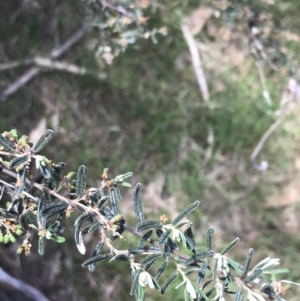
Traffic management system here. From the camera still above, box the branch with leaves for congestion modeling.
[0,129,298,301]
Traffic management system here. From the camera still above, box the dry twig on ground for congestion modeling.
[1,27,87,101]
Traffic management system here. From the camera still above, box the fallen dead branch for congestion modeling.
[250,78,300,170]
[181,23,210,102]
[1,26,87,101]
[0,57,106,79]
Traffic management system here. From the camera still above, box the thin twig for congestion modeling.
[250,104,292,171]
[1,67,40,101]
[0,180,39,202]
[250,79,300,170]
[1,26,87,101]
[256,60,272,106]
[181,23,209,102]
[0,57,106,80]
[34,57,106,79]
[50,27,87,60]
[0,59,34,71]
[98,0,132,18]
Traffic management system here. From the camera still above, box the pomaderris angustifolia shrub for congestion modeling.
[0,129,299,301]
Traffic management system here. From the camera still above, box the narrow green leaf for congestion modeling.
[116,172,133,182]
[47,220,61,232]
[154,262,168,280]
[204,286,216,299]
[262,268,289,275]
[166,237,178,252]
[88,221,102,233]
[158,229,171,245]
[151,277,160,291]
[161,273,178,295]
[137,285,145,301]
[6,198,20,214]
[156,229,163,237]
[128,246,148,255]
[41,201,68,215]
[8,155,28,169]
[193,284,208,300]
[51,235,65,243]
[184,226,197,252]
[0,134,16,152]
[18,213,30,231]
[245,268,262,284]
[234,286,242,301]
[89,241,104,271]
[39,164,51,180]
[174,221,190,229]
[198,259,208,286]
[75,225,90,255]
[141,253,162,271]
[243,248,254,277]
[130,269,142,296]
[133,183,144,225]
[138,230,153,246]
[37,194,47,230]
[206,228,214,251]
[113,185,122,202]
[220,237,240,255]
[41,202,68,221]
[74,212,92,227]
[184,250,214,266]
[76,165,87,198]
[109,254,129,263]
[93,241,104,255]
[137,220,162,232]
[25,210,38,228]
[90,195,99,207]
[109,187,119,215]
[38,236,45,255]
[172,201,200,226]
[184,288,189,301]
[82,253,112,267]
[101,204,114,220]
[74,214,91,254]
[164,244,171,261]
[184,268,201,276]
[227,257,243,276]
[33,129,54,153]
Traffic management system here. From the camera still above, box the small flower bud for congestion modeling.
[4,235,10,244]
[65,207,73,219]
[16,246,23,254]
[9,235,16,243]
[16,229,23,236]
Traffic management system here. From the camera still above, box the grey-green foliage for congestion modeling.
[0,128,297,301]
[0,133,16,152]
[76,165,88,198]
[33,129,54,153]
[83,0,166,64]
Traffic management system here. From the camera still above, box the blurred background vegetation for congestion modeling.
[1,0,300,300]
